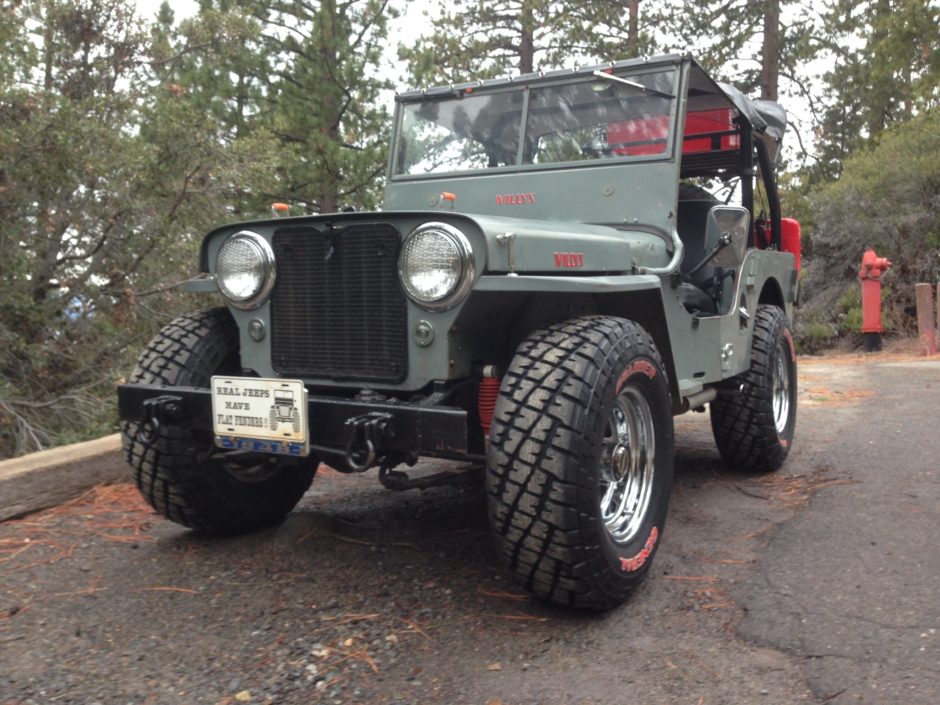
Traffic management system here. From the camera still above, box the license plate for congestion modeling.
[211,376,309,457]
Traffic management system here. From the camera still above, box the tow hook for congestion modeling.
[137,394,184,444]
[343,412,394,472]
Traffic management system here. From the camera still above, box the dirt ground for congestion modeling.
[2,351,938,705]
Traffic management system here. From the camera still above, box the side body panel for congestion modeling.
[662,249,796,396]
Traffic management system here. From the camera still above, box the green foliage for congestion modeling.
[0,0,279,458]
[810,0,940,181]
[156,1,271,145]
[0,0,399,458]
[658,0,819,100]
[166,0,395,213]
[836,288,863,336]
[835,285,895,336]
[797,319,836,354]
[800,110,940,341]
[811,110,940,272]
[400,1,658,86]
[262,0,396,212]
[0,0,148,455]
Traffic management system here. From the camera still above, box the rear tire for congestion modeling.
[710,305,797,472]
[121,308,316,534]
[486,316,674,610]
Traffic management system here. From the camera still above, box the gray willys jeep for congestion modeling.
[118,54,799,609]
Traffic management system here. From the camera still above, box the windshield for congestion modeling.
[393,67,677,177]
[395,91,524,175]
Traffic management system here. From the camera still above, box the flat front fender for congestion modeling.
[467,275,681,412]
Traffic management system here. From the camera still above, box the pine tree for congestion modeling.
[812,0,939,180]
[170,0,396,213]
[148,0,271,143]
[262,0,396,213]
[0,0,276,456]
[400,0,658,87]
[659,0,818,100]
[0,0,156,454]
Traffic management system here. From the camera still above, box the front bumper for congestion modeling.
[117,383,472,460]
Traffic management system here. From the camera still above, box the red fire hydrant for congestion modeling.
[858,248,892,352]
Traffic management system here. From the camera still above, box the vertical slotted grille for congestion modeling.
[270,223,407,383]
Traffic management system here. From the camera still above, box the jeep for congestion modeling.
[118,54,799,609]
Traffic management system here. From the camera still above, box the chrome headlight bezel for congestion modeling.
[398,222,475,311]
[214,230,276,310]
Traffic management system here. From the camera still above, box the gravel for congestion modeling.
[0,421,822,704]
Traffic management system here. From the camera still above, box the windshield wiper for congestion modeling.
[591,70,674,99]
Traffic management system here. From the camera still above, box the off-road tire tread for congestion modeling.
[710,305,794,472]
[121,308,314,534]
[487,315,670,610]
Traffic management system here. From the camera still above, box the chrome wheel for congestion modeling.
[599,386,656,545]
[710,306,795,473]
[772,340,791,434]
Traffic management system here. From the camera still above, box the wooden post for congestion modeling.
[916,283,937,355]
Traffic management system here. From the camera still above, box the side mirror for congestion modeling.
[706,205,749,268]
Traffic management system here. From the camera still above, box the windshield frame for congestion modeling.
[388,60,682,182]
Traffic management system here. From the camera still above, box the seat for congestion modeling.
[676,198,717,287]
[675,186,720,314]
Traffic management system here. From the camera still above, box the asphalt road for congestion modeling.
[1,354,938,705]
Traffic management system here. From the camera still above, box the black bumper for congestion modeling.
[117,383,471,458]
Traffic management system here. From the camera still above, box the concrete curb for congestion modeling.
[0,434,127,521]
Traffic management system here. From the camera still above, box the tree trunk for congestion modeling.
[760,0,780,101]
[235,71,246,140]
[627,0,640,58]
[867,0,892,136]
[34,2,58,306]
[316,0,340,214]
[519,0,535,74]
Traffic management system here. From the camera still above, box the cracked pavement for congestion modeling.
[1,354,938,704]
[736,357,940,704]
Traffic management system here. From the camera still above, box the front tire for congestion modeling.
[486,316,674,610]
[710,305,797,472]
[121,308,316,534]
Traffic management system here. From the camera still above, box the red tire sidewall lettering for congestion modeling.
[599,353,673,581]
[619,526,659,573]
[615,358,658,395]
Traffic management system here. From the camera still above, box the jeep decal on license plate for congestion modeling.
[211,376,309,457]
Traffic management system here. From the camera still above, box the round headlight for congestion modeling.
[215,231,275,309]
[399,223,474,310]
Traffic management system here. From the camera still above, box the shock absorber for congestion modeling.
[477,365,501,443]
